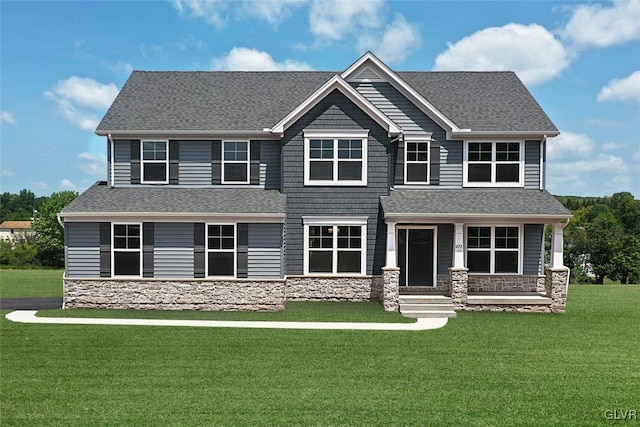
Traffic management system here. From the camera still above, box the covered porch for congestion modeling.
[379,189,572,314]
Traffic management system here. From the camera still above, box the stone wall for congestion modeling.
[382,267,399,312]
[468,275,545,293]
[461,304,551,313]
[285,276,379,301]
[64,278,286,311]
[545,267,570,313]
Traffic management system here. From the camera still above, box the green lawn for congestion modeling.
[0,269,63,298]
[1,271,639,426]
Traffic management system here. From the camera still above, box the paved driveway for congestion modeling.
[0,298,62,310]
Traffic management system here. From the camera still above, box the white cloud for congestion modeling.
[597,71,640,103]
[60,179,77,191]
[547,132,595,160]
[173,0,230,28]
[357,14,421,64]
[242,0,307,26]
[602,142,629,151]
[434,23,570,86]
[112,61,133,76]
[33,182,49,191]
[560,0,640,48]
[2,170,15,177]
[45,77,119,131]
[1,111,16,125]
[78,152,107,177]
[211,47,312,71]
[309,0,383,41]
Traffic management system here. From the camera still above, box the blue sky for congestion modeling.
[1,0,639,197]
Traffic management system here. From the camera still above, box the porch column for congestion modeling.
[453,222,465,268]
[385,221,397,268]
[551,222,564,268]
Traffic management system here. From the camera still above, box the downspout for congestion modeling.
[389,134,402,190]
[108,133,115,188]
[540,135,546,191]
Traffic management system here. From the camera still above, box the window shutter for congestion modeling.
[99,222,111,277]
[130,140,140,184]
[169,141,179,185]
[430,141,440,185]
[194,223,205,278]
[237,223,248,278]
[143,222,154,278]
[250,141,260,185]
[394,140,404,185]
[211,141,221,185]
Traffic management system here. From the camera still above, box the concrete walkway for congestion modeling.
[5,310,448,331]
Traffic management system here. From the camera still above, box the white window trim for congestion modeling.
[141,140,169,184]
[303,130,368,186]
[111,222,142,278]
[303,216,367,276]
[465,225,523,275]
[205,223,237,278]
[463,141,524,187]
[404,138,430,185]
[221,141,250,185]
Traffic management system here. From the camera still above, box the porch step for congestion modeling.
[398,295,457,318]
[466,292,552,305]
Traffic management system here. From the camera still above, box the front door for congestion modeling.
[398,228,436,287]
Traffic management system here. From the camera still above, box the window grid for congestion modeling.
[306,224,365,275]
[141,140,168,183]
[305,136,367,185]
[112,223,141,277]
[466,141,522,186]
[466,226,520,274]
[405,141,430,184]
[222,141,249,184]
[206,224,236,277]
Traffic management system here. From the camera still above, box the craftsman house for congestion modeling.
[60,52,571,316]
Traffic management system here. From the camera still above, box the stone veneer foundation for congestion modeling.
[285,276,382,301]
[468,275,546,293]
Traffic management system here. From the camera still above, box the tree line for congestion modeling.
[1,189,638,283]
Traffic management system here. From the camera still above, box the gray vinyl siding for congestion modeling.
[113,140,131,187]
[282,89,390,275]
[65,222,100,278]
[153,223,194,278]
[248,223,283,278]
[260,141,281,190]
[437,224,454,274]
[440,141,463,187]
[179,141,212,186]
[523,224,544,275]
[524,140,541,189]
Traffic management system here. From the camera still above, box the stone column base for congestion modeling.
[382,267,400,312]
[449,267,469,309]
[545,267,570,313]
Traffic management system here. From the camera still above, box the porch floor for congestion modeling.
[466,292,552,305]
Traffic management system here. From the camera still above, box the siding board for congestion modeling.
[248,223,283,278]
[154,223,195,278]
[523,224,544,275]
[66,222,100,278]
[525,140,541,189]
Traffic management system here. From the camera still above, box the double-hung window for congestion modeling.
[405,140,430,184]
[142,140,168,183]
[222,141,249,184]
[304,131,368,185]
[465,141,523,186]
[207,224,235,277]
[304,217,367,275]
[112,223,141,276]
[466,226,520,274]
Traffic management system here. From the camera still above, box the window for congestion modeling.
[405,141,430,184]
[113,224,141,276]
[207,224,235,277]
[142,140,168,183]
[222,141,249,183]
[304,217,367,275]
[465,141,523,186]
[466,226,520,274]
[304,131,368,185]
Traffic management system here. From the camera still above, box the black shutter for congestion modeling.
[143,222,154,278]
[130,140,141,184]
[194,223,205,278]
[99,222,111,277]
[169,141,179,185]
[394,140,404,185]
[250,141,260,185]
[237,223,248,278]
[430,140,440,185]
[211,141,221,185]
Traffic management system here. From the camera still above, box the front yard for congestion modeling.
[1,270,638,425]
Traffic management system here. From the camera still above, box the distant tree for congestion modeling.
[0,189,40,221]
[32,191,78,267]
[581,204,626,284]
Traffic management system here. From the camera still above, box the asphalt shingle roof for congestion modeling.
[97,70,557,133]
[380,189,571,217]
[61,182,286,215]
